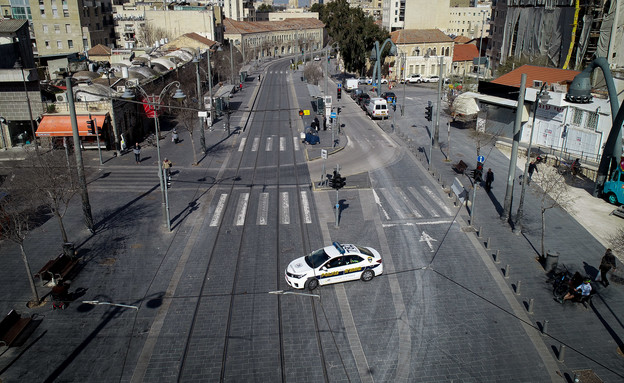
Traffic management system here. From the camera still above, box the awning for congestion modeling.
[36,114,107,137]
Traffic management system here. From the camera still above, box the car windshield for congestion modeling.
[305,249,330,268]
[356,246,374,257]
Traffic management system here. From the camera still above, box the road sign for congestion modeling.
[198,111,208,118]
[321,149,327,159]
[337,83,341,88]
[330,112,336,119]
[477,155,485,163]
[304,110,310,116]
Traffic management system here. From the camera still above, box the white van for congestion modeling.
[345,78,359,92]
[366,97,388,119]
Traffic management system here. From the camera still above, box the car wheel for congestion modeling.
[306,278,319,291]
[361,269,374,282]
[607,192,618,205]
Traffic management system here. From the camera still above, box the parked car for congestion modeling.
[366,97,389,119]
[380,78,389,84]
[345,78,359,92]
[313,56,321,61]
[351,88,363,100]
[380,91,396,104]
[358,77,371,85]
[406,74,423,84]
[427,75,440,83]
[357,93,371,109]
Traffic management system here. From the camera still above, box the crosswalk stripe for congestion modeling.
[257,192,269,225]
[379,188,407,219]
[238,137,246,152]
[408,187,440,217]
[300,191,312,224]
[235,193,249,226]
[251,137,259,152]
[266,136,273,151]
[293,137,300,151]
[210,194,228,227]
[280,192,290,225]
[422,186,453,215]
[395,187,423,218]
[280,137,286,151]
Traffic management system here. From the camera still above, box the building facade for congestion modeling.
[401,0,450,31]
[390,29,454,81]
[448,5,490,38]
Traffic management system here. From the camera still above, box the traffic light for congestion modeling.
[474,161,483,181]
[337,87,341,100]
[87,119,95,134]
[330,171,346,190]
[299,109,304,117]
[336,175,346,189]
[425,101,433,122]
[337,107,342,115]
[327,173,334,188]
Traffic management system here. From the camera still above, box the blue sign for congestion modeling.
[477,155,485,163]
[330,112,337,118]
[337,83,341,88]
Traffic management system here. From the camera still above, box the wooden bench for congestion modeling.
[453,160,468,174]
[34,253,79,286]
[0,310,32,347]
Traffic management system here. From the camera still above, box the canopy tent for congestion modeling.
[36,114,107,136]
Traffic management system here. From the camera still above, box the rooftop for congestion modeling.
[223,18,325,35]
[453,44,479,62]
[391,29,454,44]
[491,64,580,88]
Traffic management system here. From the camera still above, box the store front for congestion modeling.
[35,114,112,150]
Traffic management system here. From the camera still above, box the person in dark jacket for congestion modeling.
[596,248,617,286]
[527,160,538,184]
[485,168,494,192]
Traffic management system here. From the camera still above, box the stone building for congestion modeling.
[390,29,454,81]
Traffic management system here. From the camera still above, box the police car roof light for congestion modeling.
[332,241,346,254]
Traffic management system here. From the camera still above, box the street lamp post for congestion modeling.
[122,82,186,231]
[207,46,214,130]
[371,38,398,98]
[229,39,235,85]
[103,68,121,157]
[477,10,487,82]
[15,60,38,148]
[194,56,206,153]
[515,83,549,232]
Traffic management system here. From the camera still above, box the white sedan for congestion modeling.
[285,242,383,290]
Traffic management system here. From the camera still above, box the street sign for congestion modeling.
[330,112,336,119]
[477,155,485,163]
[304,110,310,116]
[337,83,341,88]
[198,111,208,118]
[321,149,327,159]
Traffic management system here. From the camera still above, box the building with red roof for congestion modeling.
[452,44,479,76]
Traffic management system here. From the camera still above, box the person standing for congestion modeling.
[527,160,538,184]
[485,168,494,192]
[162,158,172,182]
[596,248,617,286]
[172,129,179,144]
[133,143,141,164]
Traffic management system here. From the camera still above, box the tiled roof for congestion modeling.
[223,18,324,34]
[391,29,454,44]
[453,35,472,44]
[182,32,218,48]
[0,18,28,33]
[453,44,478,62]
[491,65,580,88]
[88,44,112,56]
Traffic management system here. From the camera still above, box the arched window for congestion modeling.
[445,47,450,56]
[427,48,432,56]
[414,48,420,56]
[433,48,437,56]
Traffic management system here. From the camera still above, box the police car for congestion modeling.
[285,242,383,290]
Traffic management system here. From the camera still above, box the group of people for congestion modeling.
[558,248,618,304]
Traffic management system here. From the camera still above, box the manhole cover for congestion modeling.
[572,369,603,383]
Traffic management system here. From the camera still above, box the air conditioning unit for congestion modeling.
[116,85,126,93]
[55,93,67,102]
[126,79,138,87]
[533,80,544,88]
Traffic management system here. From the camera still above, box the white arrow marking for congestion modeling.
[419,231,437,252]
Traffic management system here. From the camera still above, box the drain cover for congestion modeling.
[572,369,603,383]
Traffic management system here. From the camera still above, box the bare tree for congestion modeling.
[172,65,200,165]
[0,183,41,305]
[608,228,624,255]
[529,165,574,258]
[136,23,170,48]
[18,150,78,243]
[304,63,324,85]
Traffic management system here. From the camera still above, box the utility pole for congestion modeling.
[195,55,206,153]
[67,78,94,233]
[502,74,527,222]
[433,55,443,148]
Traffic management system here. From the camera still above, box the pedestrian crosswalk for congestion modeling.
[238,136,300,152]
[205,186,453,228]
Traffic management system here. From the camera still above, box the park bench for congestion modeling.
[453,160,468,174]
[34,253,79,286]
[0,309,33,347]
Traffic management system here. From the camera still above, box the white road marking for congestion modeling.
[422,186,453,215]
[280,192,290,224]
[419,231,437,252]
[408,186,440,217]
[293,137,300,151]
[279,136,286,151]
[235,193,249,226]
[372,189,391,220]
[266,136,273,151]
[237,137,246,152]
[300,191,312,223]
[251,137,259,152]
[379,188,407,219]
[395,187,423,218]
[209,194,228,227]
[382,220,453,227]
[257,192,269,225]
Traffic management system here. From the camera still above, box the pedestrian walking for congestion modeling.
[485,168,494,192]
[527,160,538,184]
[162,158,172,182]
[239,83,243,91]
[596,248,617,286]
[172,129,179,144]
[313,116,320,131]
[133,143,141,164]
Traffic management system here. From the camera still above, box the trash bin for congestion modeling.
[62,242,75,257]
[545,250,559,272]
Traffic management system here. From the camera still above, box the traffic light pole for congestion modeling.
[335,189,340,228]
[92,116,103,165]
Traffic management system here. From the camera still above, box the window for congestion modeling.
[52,8,58,17]
[63,10,69,17]
[43,24,48,33]
[586,111,599,130]
[65,24,71,33]
[57,40,62,49]
[572,108,584,126]
[45,40,50,48]
[40,9,45,15]
[54,24,60,33]
[68,40,73,48]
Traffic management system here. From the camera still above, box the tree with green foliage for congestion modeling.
[257,4,274,12]
[312,0,389,75]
